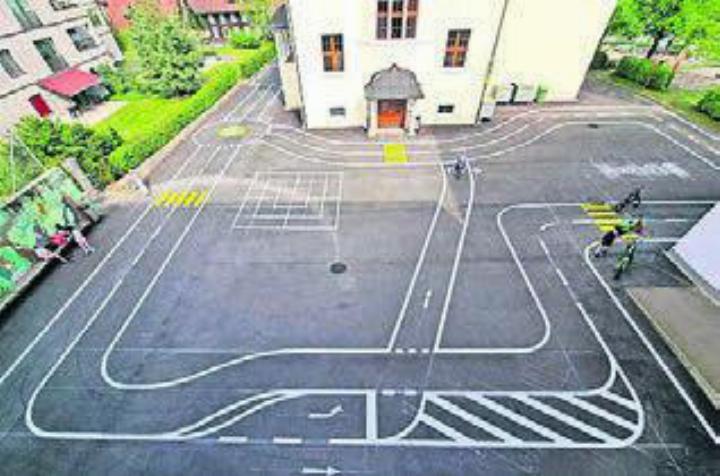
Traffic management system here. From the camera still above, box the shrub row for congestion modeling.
[615,56,675,91]
[229,30,262,49]
[698,88,720,121]
[106,43,276,176]
[6,118,123,191]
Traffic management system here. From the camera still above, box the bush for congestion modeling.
[646,62,675,91]
[698,88,720,121]
[229,30,262,49]
[13,118,122,187]
[96,63,137,96]
[590,50,609,70]
[107,43,276,174]
[615,56,675,90]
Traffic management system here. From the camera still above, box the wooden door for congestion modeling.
[378,100,406,129]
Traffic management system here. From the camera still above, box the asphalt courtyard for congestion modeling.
[1,66,719,475]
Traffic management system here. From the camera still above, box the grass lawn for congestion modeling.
[94,97,189,143]
[95,45,258,142]
[591,71,720,134]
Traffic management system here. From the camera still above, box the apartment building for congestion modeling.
[272,0,616,136]
[0,0,122,133]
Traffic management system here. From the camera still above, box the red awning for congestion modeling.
[38,68,100,98]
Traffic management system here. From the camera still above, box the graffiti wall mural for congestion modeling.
[0,168,94,299]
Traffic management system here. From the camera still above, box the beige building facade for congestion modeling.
[0,0,121,133]
[272,0,616,136]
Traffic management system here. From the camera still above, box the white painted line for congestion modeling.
[218,436,249,444]
[513,395,621,444]
[466,394,572,444]
[419,414,473,443]
[433,167,477,351]
[601,391,641,412]
[308,404,343,420]
[273,437,302,445]
[366,392,377,441]
[388,163,447,350]
[428,396,522,443]
[558,395,637,432]
[0,144,206,389]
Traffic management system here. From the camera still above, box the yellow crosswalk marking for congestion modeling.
[184,191,199,207]
[153,189,209,209]
[174,191,189,207]
[154,190,172,207]
[593,218,622,226]
[384,144,408,163]
[194,190,209,207]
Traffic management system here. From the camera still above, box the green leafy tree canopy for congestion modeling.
[128,0,203,98]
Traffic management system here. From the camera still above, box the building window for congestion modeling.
[329,107,346,117]
[321,34,343,72]
[67,25,98,51]
[376,0,418,40]
[444,29,471,68]
[5,0,42,29]
[0,49,24,78]
[33,38,69,73]
[438,104,455,114]
[29,94,52,118]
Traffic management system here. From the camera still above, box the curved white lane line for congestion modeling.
[432,168,477,351]
[388,163,448,350]
[257,119,720,173]
[268,105,662,148]
[584,235,720,445]
[0,142,201,389]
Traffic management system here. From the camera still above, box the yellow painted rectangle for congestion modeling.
[383,144,408,164]
[593,218,622,226]
[581,203,613,212]
[597,225,616,232]
[587,212,617,219]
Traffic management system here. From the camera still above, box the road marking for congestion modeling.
[513,395,621,444]
[273,437,302,445]
[422,289,433,309]
[308,404,343,420]
[419,413,473,443]
[301,466,341,476]
[366,392,377,440]
[429,396,522,443]
[218,436,248,444]
[466,394,572,444]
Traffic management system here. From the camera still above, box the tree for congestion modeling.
[128,0,202,98]
[244,0,272,37]
[672,0,720,63]
[608,0,720,60]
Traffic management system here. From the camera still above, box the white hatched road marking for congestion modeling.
[512,395,621,444]
[465,394,572,444]
[428,396,523,443]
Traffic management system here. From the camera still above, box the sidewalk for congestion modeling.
[628,286,720,409]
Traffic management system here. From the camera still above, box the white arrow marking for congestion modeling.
[301,466,340,476]
[308,404,343,420]
[422,289,433,309]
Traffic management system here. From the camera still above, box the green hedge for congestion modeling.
[106,43,276,176]
[615,56,675,91]
[698,88,720,121]
[229,30,262,49]
[2,118,123,193]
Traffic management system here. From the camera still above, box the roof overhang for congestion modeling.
[364,63,424,101]
[38,68,101,98]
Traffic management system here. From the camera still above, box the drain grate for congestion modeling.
[588,123,600,129]
[330,262,347,274]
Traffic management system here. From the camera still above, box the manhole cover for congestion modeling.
[330,262,347,274]
[588,123,600,129]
